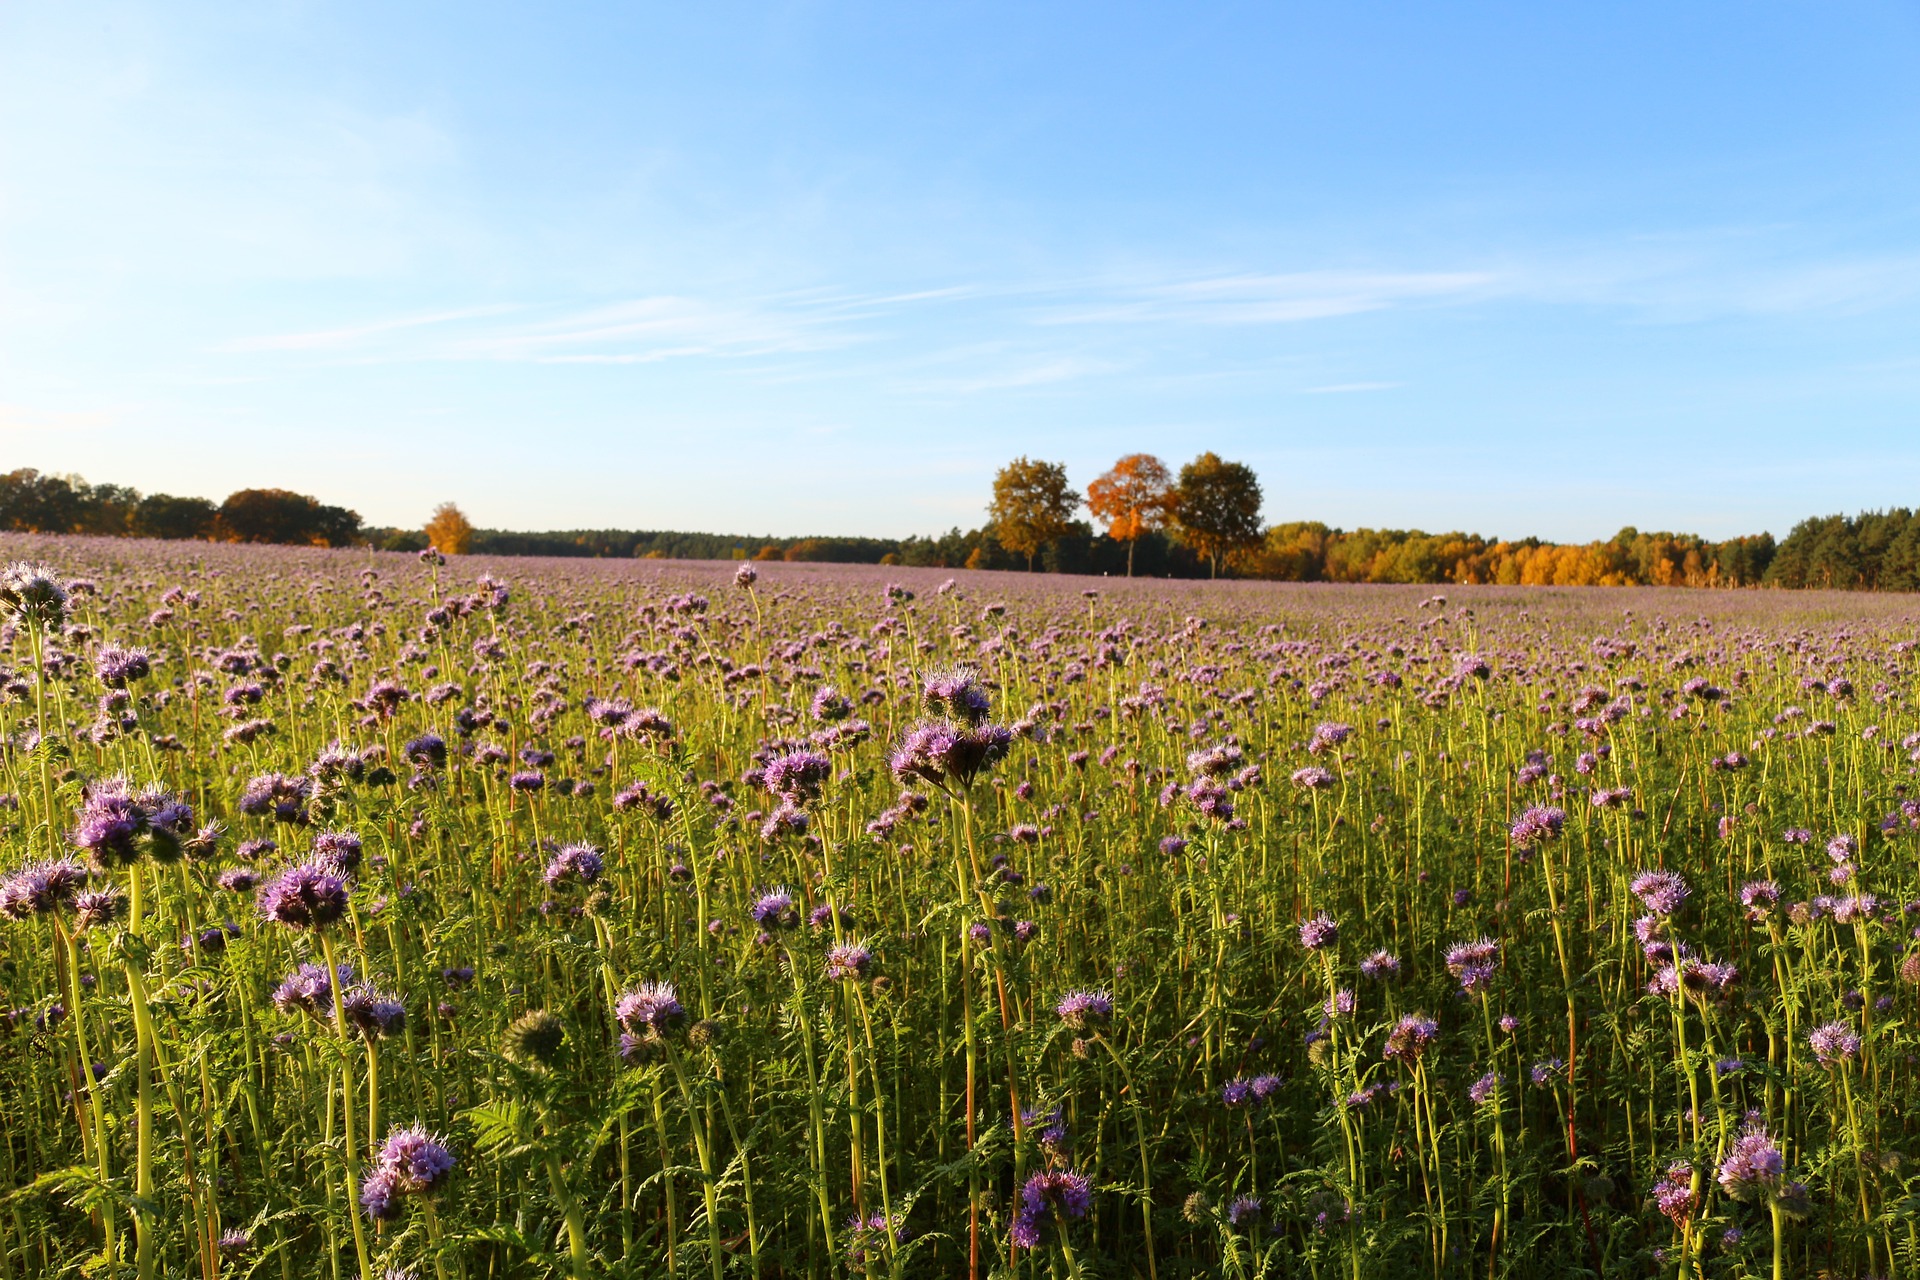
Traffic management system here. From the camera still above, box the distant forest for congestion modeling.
[2,465,1916,589]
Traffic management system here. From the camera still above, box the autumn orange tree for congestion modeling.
[1086,453,1175,577]
[988,457,1078,571]
[424,502,475,555]
[1173,452,1264,577]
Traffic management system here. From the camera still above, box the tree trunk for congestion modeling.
[1126,538,1136,578]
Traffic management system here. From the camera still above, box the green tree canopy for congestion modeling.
[988,457,1079,571]
[1172,452,1264,577]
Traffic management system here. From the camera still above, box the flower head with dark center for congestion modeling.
[257,863,350,930]
[376,1124,457,1194]
[1054,990,1112,1031]
[922,670,991,726]
[615,982,686,1038]
[1808,1021,1861,1067]
[1010,1170,1093,1248]
[1717,1124,1784,1200]
[1384,1014,1438,1061]
[543,844,604,889]
[1298,914,1339,951]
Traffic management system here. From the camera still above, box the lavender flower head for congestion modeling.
[311,830,363,876]
[1010,1169,1093,1248]
[257,863,350,930]
[1384,1013,1439,1061]
[825,942,873,982]
[94,646,151,688]
[615,982,686,1038]
[1468,1071,1501,1106]
[543,843,605,889]
[273,962,347,1016]
[1716,1124,1785,1200]
[0,859,88,919]
[1509,805,1566,848]
[761,750,833,805]
[1741,880,1781,921]
[359,1166,404,1222]
[922,669,991,726]
[1808,1020,1861,1067]
[0,562,68,627]
[749,888,799,929]
[1654,1162,1698,1225]
[1054,989,1113,1031]
[1630,870,1690,917]
[376,1123,457,1194]
[1360,950,1401,980]
[1298,913,1339,951]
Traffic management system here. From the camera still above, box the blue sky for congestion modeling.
[3,2,1918,540]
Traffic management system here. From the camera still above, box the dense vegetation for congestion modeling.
[4,536,1920,1280]
[7,465,1918,590]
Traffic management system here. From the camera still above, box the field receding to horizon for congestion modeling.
[2,532,1920,1280]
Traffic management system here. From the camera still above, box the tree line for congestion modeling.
[4,462,1916,590]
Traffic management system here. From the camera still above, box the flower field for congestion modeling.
[4,536,1920,1280]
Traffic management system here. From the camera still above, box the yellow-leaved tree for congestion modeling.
[424,502,475,556]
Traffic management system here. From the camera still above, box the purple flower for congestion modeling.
[1010,1170,1092,1248]
[1384,1013,1438,1061]
[922,670,991,726]
[1290,766,1337,790]
[376,1124,457,1193]
[761,750,833,804]
[1298,914,1339,951]
[1360,950,1401,980]
[257,863,350,930]
[0,859,88,919]
[1716,1125,1784,1200]
[1443,937,1499,993]
[1509,806,1566,848]
[749,889,798,928]
[1808,1020,1861,1067]
[1653,1162,1697,1225]
[1187,743,1245,777]
[1630,870,1690,917]
[825,942,873,981]
[71,887,125,932]
[94,646,151,687]
[1740,881,1780,920]
[311,830,363,876]
[237,773,312,824]
[1468,1071,1500,1105]
[543,843,604,889]
[1054,990,1113,1031]
[272,962,346,1016]
[615,982,685,1038]
[359,1166,403,1221]
[1530,1058,1564,1085]
[1226,1194,1263,1228]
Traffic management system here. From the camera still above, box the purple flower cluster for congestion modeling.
[1009,1169,1092,1248]
[257,863,351,930]
[361,1123,456,1220]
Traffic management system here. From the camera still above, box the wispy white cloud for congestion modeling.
[1033,270,1497,326]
